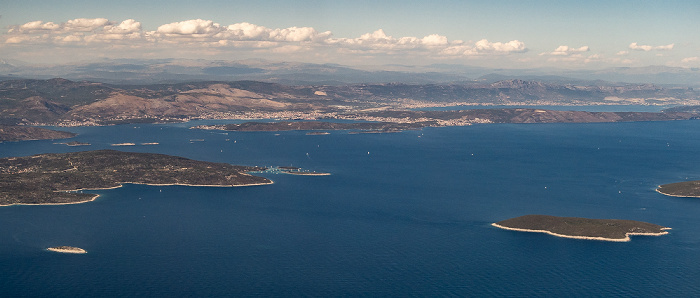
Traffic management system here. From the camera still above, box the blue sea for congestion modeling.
[2,114,700,296]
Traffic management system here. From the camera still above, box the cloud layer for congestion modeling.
[3,18,527,58]
[537,45,599,64]
[546,45,589,56]
[628,42,674,51]
[4,18,687,69]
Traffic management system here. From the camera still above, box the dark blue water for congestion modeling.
[2,120,700,296]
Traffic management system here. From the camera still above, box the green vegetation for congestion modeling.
[0,150,270,206]
[494,215,669,241]
[657,181,700,197]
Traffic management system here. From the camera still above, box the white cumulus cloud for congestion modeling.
[354,29,393,44]
[629,42,674,51]
[8,18,114,36]
[64,18,111,32]
[474,39,526,53]
[440,39,526,56]
[55,34,84,43]
[17,21,60,32]
[544,45,589,56]
[269,27,329,42]
[654,43,674,51]
[2,18,529,62]
[104,19,142,34]
[4,35,33,44]
[157,19,224,35]
[224,22,270,40]
[421,34,449,46]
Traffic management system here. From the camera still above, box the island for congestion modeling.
[47,246,87,254]
[62,141,91,146]
[0,150,272,206]
[492,215,670,242]
[656,181,700,197]
[0,125,76,142]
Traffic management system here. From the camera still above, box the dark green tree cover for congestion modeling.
[0,150,270,206]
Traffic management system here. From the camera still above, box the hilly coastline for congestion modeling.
[1,78,699,126]
[0,150,270,206]
[657,181,700,198]
[0,125,75,142]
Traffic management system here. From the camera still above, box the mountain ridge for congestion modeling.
[1,78,699,125]
[2,58,699,86]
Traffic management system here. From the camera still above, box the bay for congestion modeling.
[1,119,700,296]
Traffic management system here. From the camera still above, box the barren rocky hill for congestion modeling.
[1,78,699,125]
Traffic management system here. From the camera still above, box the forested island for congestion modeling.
[493,215,670,242]
[656,181,700,197]
[0,150,271,206]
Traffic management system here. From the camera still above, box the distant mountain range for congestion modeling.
[1,58,699,87]
[1,78,698,125]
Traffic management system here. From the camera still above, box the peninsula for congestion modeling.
[0,125,75,142]
[192,109,700,133]
[0,150,271,206]
[285,171,331,176]
[493,215,670,242]
[47,246,87,254]
[656,181,700,197]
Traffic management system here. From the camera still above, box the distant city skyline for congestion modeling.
[1,0,698,69]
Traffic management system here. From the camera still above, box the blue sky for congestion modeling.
[1,0,698,69]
